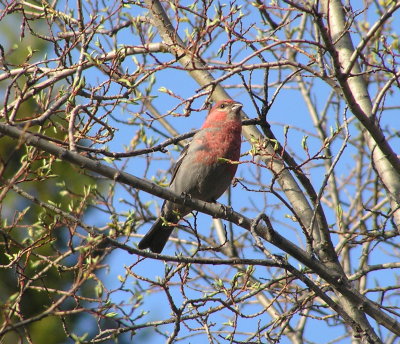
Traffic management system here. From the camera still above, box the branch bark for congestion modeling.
[143,0,342,272]
[318,0,400,229]
[0,121,399,337]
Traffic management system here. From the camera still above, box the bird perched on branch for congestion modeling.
[139,99,243,253]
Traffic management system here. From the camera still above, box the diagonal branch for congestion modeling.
[143,0,343,275]
[0,121,399,336]
[317,0,400,230]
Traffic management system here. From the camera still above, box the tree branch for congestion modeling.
[0,121,398,336]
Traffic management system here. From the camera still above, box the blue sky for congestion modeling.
[74,2,400,343]
[1,0,399,342]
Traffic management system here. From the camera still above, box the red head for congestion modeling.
[202,99,243,128]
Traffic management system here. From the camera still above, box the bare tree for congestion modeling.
[0,0,399,343]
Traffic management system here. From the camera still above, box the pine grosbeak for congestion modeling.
[139,99,243,253]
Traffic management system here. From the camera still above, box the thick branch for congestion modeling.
[0,122,399,336]
[318,0,400,229]
[144,0,342,275]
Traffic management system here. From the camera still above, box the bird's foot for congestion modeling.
[180,192,192,206]
[219,204,233,217]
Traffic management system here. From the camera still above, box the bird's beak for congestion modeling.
[231,102,243,112]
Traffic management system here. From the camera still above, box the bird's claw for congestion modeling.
[180,192,192,205]
[219,204,233,216]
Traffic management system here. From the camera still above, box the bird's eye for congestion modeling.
[220,104,225,109]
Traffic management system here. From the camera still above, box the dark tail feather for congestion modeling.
[138,218,174,253]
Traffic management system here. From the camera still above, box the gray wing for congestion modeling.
[169,143,189,186]
[169,135,208,186]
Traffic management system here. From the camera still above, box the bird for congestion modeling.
[138,99,243,253]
